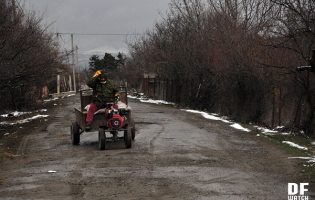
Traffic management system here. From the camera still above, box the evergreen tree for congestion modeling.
[103,53,117,71]
[116,52,125,68]
[88,52,124,72]
[89,55,104,72]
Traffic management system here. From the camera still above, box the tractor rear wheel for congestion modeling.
[71,122,80,145]
[130,118,136,140]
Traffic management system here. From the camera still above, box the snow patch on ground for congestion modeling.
[185,110,231,123]
[1,111,32,118]
[44,98,59,102]
[1,108,49,127]
[255,126,277,134]
[1,109,47,118]
[128,94,175,106]
[288,156,315,166]
[0,115,49,125]
[282,141,308,151]
[230,123,251,132]
[139,98,176,105]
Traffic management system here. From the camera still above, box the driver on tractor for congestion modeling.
[86,70,119,130]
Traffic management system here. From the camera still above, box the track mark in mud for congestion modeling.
[56,134,68,137]
[68,170,85,198]
[16,135,30,156]
[133,111,165,113]
[149,124,165,151]
[136,122,157,125]
[148,124,165,173]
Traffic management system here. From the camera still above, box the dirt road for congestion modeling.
[0,95,311,199]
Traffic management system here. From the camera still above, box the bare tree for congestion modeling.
[0,0,66,111]
[125,0,315,137]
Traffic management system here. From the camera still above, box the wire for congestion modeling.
[57,33,145,36]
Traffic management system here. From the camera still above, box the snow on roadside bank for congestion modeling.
[184,110,252,132]
[282,141,308,151]
[230,123,251,132]
[1,111,32,117]
[129,94,252,133]
[0,93,75,126]
[185,110,231,123]
[0,115,49,125]
[1,108,48,126]
[129,95,311,158]
[140,99,176,105]
[1,109,47,118]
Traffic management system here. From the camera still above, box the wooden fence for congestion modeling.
[140,78,181,103]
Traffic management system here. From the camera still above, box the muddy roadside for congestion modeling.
[0,94,314,199]
[0,98,67,159]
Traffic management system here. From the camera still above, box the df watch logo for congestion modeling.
[288,183,309,200]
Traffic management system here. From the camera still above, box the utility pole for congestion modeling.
[71,34,76,92]
[76,45,80,90]
[66,50,72,92]
[56,33,60,93]
[57,75,60,93]
[69,75,72,92]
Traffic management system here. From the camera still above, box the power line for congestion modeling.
[57,33,145,36]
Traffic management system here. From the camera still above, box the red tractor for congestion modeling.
[71,87,135,150]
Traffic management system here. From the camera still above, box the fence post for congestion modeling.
[279,84,282,126]
[166,79,169,102]
[154,77,156,99]
[171,79,174,102]
[164,78,166,101]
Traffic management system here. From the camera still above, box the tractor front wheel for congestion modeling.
[124,127,132,149]
[130,118,136,140]
[98,128,106,150]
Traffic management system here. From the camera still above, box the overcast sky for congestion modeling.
[22,0,171,66]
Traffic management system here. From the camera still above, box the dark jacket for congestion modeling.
[87,74,118,108]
